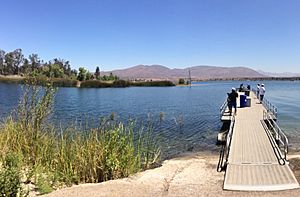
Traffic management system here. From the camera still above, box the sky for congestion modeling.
[1,0,300,73]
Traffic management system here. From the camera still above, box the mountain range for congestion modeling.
[102,65,266,80]
[257,70,300,78]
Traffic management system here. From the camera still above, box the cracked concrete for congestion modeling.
[43,152,300,197]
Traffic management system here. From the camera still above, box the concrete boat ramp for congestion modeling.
[218,90,299,191]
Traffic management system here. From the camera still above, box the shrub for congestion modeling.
[80,80,130,88]
[178,78,185,85]
[0,153,23,197]
[112,80,130,87]
[0,76,77,87]
[0,76,24,84]
[51,78,78,87]
[80,80,112,88]
[35,76,77,87]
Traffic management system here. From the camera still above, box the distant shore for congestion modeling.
[0,75,175,88]
[192,76,300,81]
[1,75,300,88]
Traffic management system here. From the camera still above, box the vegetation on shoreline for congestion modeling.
[0,48,118,84]
[80,80,175,88]
[80,79,130,88]
[131,81,175,87]
[0,78,161,195]
[0,76,78,87]
[0,48,175,88]
[0,75,175,88]
[193,77,300,81]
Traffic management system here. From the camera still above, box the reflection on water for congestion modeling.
[0,80,300,157]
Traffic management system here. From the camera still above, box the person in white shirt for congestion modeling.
[259,84,265,103]
[256,83,260,98]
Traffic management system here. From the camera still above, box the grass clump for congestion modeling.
[0,77,161,195]
[0,75,78,87]
[80,79,130,88]
[0,153,23,197]
[80,80,114,88]
[40,77,78,87]
[0,76,24,84]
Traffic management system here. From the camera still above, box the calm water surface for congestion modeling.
[0,81,300,157]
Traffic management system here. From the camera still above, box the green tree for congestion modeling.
[29,54,41,72]
[0,50,5,75]
[65,61,71,76]
[108,72,113,80]
[4,49,24,75]
[50,64,64,78]
[178,78,185,85]
[102,75,108,81]
[70,69,78,79]
[86,72,92,80]
[42,63,64,78]
[95,66,100,79]
[77,67,87,81]
[42,65,50,77]
[51,58,72,77]
[20,58,30,74]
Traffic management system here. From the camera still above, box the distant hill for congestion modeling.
[258,70,300,78]
[102,65,265,80]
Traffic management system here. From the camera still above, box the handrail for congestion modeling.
[263,110,289,162]
[251,88,278,118]
[217,115,235,172]
[220,100,228,117]
[225,115,235,162]
[263,98,278,119]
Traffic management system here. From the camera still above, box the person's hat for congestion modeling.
[261,84,265,86]
[232,87,236,91]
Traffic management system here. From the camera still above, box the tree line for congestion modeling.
[0,48,118,81]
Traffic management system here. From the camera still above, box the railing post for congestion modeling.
[275,126,280,145]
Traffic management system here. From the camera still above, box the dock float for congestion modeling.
[217,90,299,191]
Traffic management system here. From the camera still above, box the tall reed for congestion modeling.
[0,77,161,194]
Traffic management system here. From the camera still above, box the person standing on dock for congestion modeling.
[256,83,260,98]
[259,84,265,103]
[228,87,239,115]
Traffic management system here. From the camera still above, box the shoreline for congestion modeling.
[1,75,300,89]
[0,76,175,88]
[42,150,300,197]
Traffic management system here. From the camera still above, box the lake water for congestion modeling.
[1,81,300,157]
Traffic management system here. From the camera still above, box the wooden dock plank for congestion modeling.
[223,91,299,191]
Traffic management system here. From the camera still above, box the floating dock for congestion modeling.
[218,90,299,191]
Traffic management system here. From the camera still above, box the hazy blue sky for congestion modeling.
[1,0,300,72]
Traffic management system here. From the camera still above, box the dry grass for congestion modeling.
[0,77,161,195]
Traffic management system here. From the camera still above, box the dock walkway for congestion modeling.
[220,91,299,191]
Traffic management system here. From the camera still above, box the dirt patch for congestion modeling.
[290,157,300,183]
[42,152,300,197]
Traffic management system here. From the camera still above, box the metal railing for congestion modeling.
[220,100,228,118]
[251,88,278,119]
[217,115,235,172]
[263,99,278,119]
[263,110,288,164]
